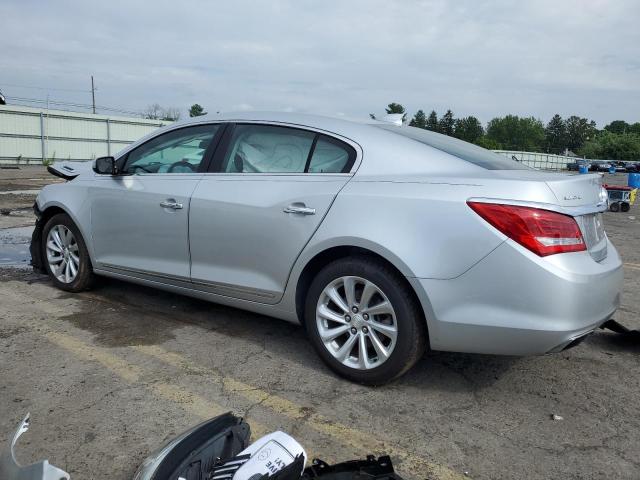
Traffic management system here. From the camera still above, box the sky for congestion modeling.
[1,0,639,126]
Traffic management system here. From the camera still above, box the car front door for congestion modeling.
[89,123,223,281]
[189,123,358,303]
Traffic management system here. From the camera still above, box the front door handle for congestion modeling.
[160,200,183,210]
[284,203,316,215]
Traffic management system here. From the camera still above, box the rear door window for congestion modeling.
[219,124,356,174]
[221,125,315,173]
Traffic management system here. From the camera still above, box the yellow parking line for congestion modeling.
[135,345,464,480]
[44,331,270,439]
[47,331,143,383]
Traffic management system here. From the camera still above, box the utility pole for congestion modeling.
[91,75,96,114]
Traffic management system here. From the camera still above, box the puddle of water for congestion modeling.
[0,225,34,267]
[0,244,31,267]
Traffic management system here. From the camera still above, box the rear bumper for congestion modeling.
[412,238,623,356]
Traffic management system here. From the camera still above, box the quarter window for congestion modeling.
[123,124,220,174]
[308,135,355,173]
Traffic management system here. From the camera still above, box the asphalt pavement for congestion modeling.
[0,166,638,480]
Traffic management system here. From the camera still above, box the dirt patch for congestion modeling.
[0,325,28,339]
[0,193,38,210]
[61,301,179,348]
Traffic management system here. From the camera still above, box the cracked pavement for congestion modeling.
[0,166,639,479]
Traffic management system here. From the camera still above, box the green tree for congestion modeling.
[604,120,630,135]
[425,110,439,132]
[579,131,640,161]
[565,116,597,152]
[544,114,567,154]
[454,116,484,143]
[409,109,427,129]
[486,115,545,151]
[189,103,207,117]
[629,123,640,135]
[385,103,407,123]
[438,110,455,136]
[475,136,501,150]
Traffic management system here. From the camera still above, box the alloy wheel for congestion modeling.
[316,276,398,370]
[46,225,80,284]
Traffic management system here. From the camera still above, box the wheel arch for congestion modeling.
[33,203,94,272]
[293,244,430,336]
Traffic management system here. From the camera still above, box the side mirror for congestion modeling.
[93,156,117,175]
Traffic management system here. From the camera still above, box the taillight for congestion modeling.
[467,202,586,256]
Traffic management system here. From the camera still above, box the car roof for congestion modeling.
[177,111,380,142]
[157,111,521,176]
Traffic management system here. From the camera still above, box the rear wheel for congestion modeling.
[42,213,95,292]
[610,202,620,212]
[305,256,427,385]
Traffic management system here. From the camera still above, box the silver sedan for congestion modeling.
[31,112,623,384]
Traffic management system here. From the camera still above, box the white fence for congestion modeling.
[492,150,576,171]
[0,105,171,165]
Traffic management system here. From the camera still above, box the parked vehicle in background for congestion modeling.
[589,160,612,172]
[626,162,639,173]
[31,112,623,384]
[566,159,591,171]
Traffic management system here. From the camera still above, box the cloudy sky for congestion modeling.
[1,0,639,126]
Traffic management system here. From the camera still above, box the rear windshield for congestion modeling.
[375,124,528,170]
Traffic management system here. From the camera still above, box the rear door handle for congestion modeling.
[283,203,316,215]
[160,200,183,210]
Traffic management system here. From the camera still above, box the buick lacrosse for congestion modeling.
[31,112,623,384]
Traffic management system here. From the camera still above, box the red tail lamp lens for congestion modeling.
[467,202,586,256]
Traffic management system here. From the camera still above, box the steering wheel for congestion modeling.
[167,160,196,173]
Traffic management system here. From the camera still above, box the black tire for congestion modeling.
[610,202,620,212]
[304,255,427,385]
[621,202,630,213]
[41,213,95,292]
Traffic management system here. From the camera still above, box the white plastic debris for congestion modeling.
[551,414,564,421]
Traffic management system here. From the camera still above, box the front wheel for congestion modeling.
[304,256,427,385]
[42,213,95,292]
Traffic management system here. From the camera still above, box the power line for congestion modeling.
[4,95,144,117]
[0,82,91,93]
[91,76,96,114]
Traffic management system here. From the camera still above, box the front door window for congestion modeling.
[122,124,220,174]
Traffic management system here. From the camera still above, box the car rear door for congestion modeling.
[89,123,223,281]
[189,123,358,303]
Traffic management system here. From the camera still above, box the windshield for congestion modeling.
[375,124,528,170]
